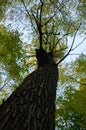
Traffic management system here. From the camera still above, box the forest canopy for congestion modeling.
[0,0,86,129]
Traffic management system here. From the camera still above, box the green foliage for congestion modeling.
[74,54,86,74]
[56,87,86,129]
[0,25,25,81]
[56,54,86,129]
[1,0,85,52]
[0,0,86,128]
[0,0,7,20]
[0,25,31,100]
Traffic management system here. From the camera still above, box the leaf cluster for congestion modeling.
[56,54,86,129]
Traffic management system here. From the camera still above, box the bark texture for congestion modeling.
[0,49,58,130]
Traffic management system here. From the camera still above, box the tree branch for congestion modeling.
[57,24,81,65]
[41,9,58,27]
[53,28,76,50]
[72,37,86,51]
[38,0,44,49]
[69,53,83,55]
[69,76,86,85]
[0,79,10,91]
[21,0,42,40]
[21,0,30,16]
[42,32,60,35]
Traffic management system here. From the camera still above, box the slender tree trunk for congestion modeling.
[0,49,58,130]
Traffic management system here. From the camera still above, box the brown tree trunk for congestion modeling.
[0,49,58,130]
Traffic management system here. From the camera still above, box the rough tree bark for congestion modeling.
[0,48,58,130]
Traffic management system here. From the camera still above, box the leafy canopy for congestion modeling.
[0,1,86,127]
[56,54,86,129]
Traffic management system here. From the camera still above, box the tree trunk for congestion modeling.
[0,49,58,130]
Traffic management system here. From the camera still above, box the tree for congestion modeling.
[0,25,29,102]
[0,0,86,129]
[0,48,58,130]
[56,54,86,129]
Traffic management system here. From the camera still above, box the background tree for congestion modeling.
[0,0,86,129]
[56,54,86,129]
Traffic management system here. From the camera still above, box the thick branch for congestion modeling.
[38,0,44,49]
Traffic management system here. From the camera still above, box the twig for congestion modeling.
[69,53,83,55]
[69,76,86,85]
[0,79,10,91]
[21,0,30,16]
[42,32,60,35]
[54,29,76,50]
[41,9,58,27]
[72,37,86,51]
[21,0,39,37]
